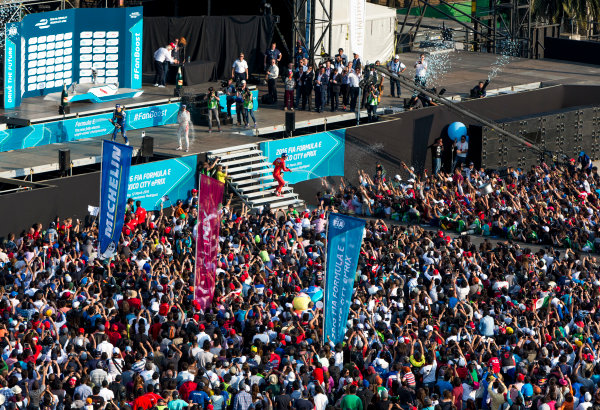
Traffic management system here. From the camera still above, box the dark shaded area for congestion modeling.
[0,172,100,240]
[545,37,600,65]
[143,16,274,80]
[344,85,600,183]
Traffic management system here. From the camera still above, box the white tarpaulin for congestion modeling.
[314,0,396,65]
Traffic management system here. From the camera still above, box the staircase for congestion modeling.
[207,143,305,211]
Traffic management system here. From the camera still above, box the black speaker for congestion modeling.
[285,111,295,133]
[141,136,154,157]
[58,149,70,173]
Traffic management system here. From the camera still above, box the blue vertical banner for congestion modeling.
[4,22,21,109]
[98,140,133,259]
[323,213,365,345]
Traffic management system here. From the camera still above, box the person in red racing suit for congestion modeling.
[273,153,292,196]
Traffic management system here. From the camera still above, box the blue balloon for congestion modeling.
[448,122,468,141]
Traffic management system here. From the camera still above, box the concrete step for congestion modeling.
[244,187,292,198]
[235,175,276,186]
[231,168,274,179]
[263,198,305,210]
[227,162,272,174]
[207,143,259,156]
[251,192,297,205]
[219,155,267,167]
[239,181,279,191]
[209,149,257,161]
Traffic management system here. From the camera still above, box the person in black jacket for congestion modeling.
[330,69,342,112]
[301,65,314,111]
[470,79,489,98]
[314,66,329,113]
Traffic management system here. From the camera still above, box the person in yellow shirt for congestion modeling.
[409,339,426,369]
[215,165,228,184]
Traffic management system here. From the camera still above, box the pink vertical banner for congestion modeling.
[194,174,224,310]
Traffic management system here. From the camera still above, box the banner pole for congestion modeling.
[97,140,104,255]
[322,210,329,346]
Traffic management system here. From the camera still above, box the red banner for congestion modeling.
[194,174,224,310]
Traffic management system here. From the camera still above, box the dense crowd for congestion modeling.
[320,156,600,253]
[2,155,600,410]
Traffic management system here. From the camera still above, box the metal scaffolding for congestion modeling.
[0,0,75,21]
[291,0,333,65]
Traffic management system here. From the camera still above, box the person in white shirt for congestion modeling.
[232,53,249,84]
[265,59,279,103]
[348,69,360,112]
[414,53,428,88]
[153,43,178,87]
[388,55,406,98]
[452,134,469,171]
[176,105,191,152]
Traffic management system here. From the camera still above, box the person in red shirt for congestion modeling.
[135,201,147,226]
[272,153,292,196]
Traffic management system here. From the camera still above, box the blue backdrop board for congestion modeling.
[0,102,179,153]
[4,7,143,108]
[259,129,345,184]
[127,155,197,211]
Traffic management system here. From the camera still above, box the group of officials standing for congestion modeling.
[261,42,429,120]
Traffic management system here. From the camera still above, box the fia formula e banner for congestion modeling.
[4,7,142,108]
[259,129,345,184]
[98,140,132,259]
[323,213,365,345]
[0,102,179,153]
[127,155,197,211]
[195,174,224,310]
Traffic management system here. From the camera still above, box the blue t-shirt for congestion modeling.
[436,380,453,396]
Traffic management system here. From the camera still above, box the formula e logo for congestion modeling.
[129,11,141,18]
[35,19,50,29]
[8,26,17,36]
[332,217,345,229]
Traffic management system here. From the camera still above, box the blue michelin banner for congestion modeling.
[4,7,142,108]
[0,102,179,153]
[259,130,345,184]
[127,155,198,211]
[98,140,133,259]
[323,213,365,345]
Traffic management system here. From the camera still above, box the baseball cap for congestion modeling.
[281,153,288,158]
[394,55,399,59]
[115,104,121,108]
[169,42,176,48]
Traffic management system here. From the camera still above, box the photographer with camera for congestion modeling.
[234,81,247,126]
[242,87,257,128]
[205,87,222,134]
[223,78,237,119]
[366,83,379,122]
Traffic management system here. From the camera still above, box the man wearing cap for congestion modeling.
[153,43,178,87]
[387,55,406,98]
[110,104,128,145]
[176,104,190,152]
[272,153,292,197]
[232,53,249,85]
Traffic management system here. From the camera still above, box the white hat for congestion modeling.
[113,347,121,355]
[72,301,80,309]
[395,174,402,181]
[65,274,72,283]
[11,386,22,395]
[0,394,5,405]
[394,55,399,59]
[287,372,296,382]
[458,357,466,367]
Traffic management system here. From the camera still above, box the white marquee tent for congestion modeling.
[313,0,396,65]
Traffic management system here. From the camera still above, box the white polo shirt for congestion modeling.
[232,59,248,73]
